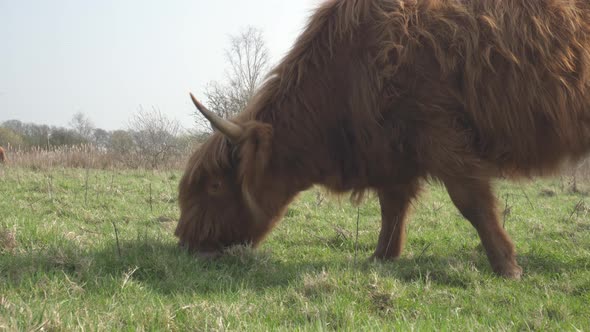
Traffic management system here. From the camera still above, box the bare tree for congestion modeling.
[197,26,271,133]
[92,128,111,149]
[128,106,183,168]
[69,112,95,141]
[109,130,135,155]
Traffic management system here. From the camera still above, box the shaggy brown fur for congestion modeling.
[0,147,6,164]
[176,0,590,279]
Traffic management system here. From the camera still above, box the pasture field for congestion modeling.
[1,166,589,331]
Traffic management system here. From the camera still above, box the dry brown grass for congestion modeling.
[0,227,17,253]
[1,144,196,170]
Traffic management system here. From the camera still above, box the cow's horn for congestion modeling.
[190,92,243,141]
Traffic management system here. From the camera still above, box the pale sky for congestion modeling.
[0,0,321,131]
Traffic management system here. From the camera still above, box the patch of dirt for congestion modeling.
[0,228,17,252]
[539,188,557,197]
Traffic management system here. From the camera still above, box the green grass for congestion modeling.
[0,166,589,331]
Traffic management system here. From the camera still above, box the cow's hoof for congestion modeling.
[369,252,400,262]
[494,263,523,280]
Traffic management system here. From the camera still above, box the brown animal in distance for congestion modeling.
[0,146,6,164]
[176,0,590,279]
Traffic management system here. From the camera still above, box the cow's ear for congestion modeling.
[237,121,273,185]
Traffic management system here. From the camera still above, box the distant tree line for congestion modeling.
[0,108,207,169]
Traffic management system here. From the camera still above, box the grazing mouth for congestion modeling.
[195,251,222,259]
[177,240,223,258]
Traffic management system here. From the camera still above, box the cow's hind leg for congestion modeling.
[372,180,420,260]
[444,177,523,279]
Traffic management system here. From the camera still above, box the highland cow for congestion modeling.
[176,0,590,279]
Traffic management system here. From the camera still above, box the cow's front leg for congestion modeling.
[372,180,420,260]
[444,177,523,279]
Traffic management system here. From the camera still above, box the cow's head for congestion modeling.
[175,94,293,257]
